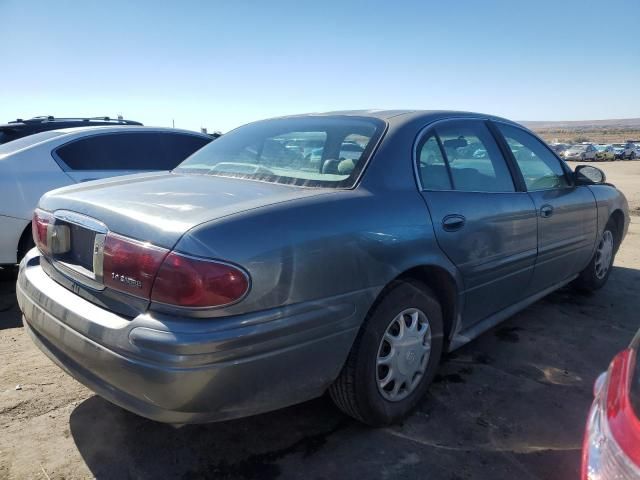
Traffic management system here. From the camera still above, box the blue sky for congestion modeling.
[1,0,638,132]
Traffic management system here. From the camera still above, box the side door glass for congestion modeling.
[160,134,211,169]
[56,133,170,182]
[435,122,515,193]
[495,124,569,191]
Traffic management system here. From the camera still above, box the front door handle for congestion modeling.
[442,214,466,232]
[540,205,554,218]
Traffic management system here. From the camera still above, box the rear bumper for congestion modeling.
[17,250,365,423]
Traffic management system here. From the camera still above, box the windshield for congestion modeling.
[568,145,587,152]
[175,116,385,188]
[595,145,607,151]
[0,130,65,155]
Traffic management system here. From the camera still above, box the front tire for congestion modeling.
[573,219,618,291]
[329,281,444,426]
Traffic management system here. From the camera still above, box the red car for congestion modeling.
[582,330,640,478]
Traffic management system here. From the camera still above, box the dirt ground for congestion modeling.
[1,161,640,480]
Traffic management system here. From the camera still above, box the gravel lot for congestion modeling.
[1,161,639,480]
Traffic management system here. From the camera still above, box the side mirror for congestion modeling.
[575,165,606,185]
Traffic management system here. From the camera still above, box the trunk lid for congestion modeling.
[39,171,334,248]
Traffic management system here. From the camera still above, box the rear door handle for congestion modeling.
[442,214,466,232]
[540,205,554,218]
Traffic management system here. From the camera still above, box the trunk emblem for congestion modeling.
[111,273,142,289]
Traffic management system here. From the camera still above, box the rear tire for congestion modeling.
[573,219,618,291]
[329,281,444,426]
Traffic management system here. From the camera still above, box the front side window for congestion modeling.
[496,123,569,191]
[175,116,385,188]
[418,120,515,192]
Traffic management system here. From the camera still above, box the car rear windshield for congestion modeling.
[174,116,385,188]
[0,130,65,155]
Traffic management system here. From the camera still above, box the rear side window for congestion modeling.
[55,132,210,171]
[418,135,451,190]
[496,123,569,191]
[417,120,515,192]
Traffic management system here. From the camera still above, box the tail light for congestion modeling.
[582,348,640,479]
[101,233,249,308]
[32,209,70,255]
[33,209,54,254]
[150,252,249,308]
[102,233,169,299]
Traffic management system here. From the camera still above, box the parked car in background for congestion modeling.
[582,328,640,479]
[0,126,212,265]
[550,143,570,156]
[563,144,598,161]
[622,142,640,160]
[595,144,616,161]
[17,110,629,427]
[613,143,627,160]
[0,116,142,145]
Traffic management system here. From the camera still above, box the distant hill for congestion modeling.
[522,118,640,129]
[521,118,640,143]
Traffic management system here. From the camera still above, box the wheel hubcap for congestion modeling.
[376,308,432,402]
[595,230,614,280]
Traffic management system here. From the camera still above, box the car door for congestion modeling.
[54,132,210,182]
[492,122,598,293]
[416,119,538,327]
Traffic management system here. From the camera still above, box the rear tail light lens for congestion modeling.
[32,209,54,254]
[582,348,640,479]
[150,252,249,308]
[102,233,169,298]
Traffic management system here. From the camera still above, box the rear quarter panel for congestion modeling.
[0,146,72,262]
[172,187,461,320]
[0,146,73,219]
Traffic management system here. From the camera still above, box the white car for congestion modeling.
[0,126,212,264]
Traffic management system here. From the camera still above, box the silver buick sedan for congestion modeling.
[17,110,629,426]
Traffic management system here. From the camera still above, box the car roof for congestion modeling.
[48,125,209,136]
[271,109,522,132]
[283,109,512,121]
